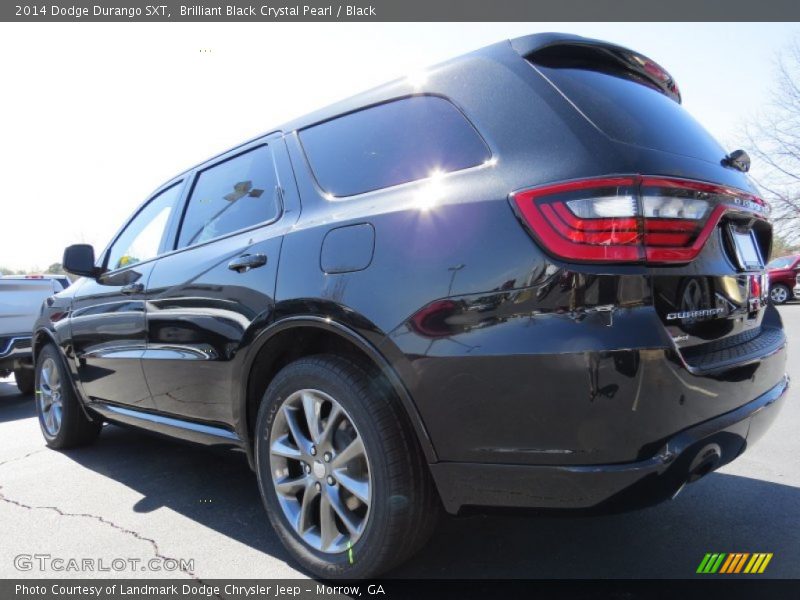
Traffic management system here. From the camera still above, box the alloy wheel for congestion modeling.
[38,357,63,436]
[771,286,788,304]
[269,389,372,553]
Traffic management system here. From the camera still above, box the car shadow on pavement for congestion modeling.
[0,381,34,424]
[57,422,800,579]
[392,471,800,578]
[59,424,290,562]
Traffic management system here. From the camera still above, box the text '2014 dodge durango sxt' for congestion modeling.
[33,33,789,578]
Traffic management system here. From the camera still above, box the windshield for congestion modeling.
[767,256,796,269]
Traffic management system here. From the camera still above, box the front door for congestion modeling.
[72,182,184,408]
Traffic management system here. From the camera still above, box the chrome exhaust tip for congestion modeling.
[687,443,722,483]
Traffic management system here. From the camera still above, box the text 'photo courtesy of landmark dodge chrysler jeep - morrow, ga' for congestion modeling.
[33,33,788,578]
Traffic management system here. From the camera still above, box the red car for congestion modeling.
[767,254,800,304]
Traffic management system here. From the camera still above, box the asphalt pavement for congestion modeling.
[1,305,798,580]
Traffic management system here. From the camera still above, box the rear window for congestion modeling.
[531,50,726,164]
[299,95,491,197]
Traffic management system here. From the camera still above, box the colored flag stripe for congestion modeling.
[727,553,741,574]
[734,553,750,573]
[697,554,713,573]
[719,554,736,574]
[704,554,720,573]
[758,554,773,573]
[744,552,761,573]
[744,554,759,573]
[710,553,726,573]
[751,554,767,573]
[721,554,737,574]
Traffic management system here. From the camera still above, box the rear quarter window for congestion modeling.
[299,95,491,197]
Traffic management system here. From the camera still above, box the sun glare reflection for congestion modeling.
[415,169,445,211]
[407,70,428,89]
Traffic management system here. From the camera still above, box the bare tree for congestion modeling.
[745,37,800,246]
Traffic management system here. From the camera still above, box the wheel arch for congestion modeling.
[236,316,438,468]
[31,326,99,423]
[32,327,58,361]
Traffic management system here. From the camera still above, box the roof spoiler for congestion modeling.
[510,33,681,104]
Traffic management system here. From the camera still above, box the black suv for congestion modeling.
[34,33,788,578]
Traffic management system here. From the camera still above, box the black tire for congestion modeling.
[35,344,102,449]
[14,367,34,395]
[770,284,792,305]
[254,354,440,578]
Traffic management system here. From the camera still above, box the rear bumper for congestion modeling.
[0,334,32,370]
[430,375,789,514]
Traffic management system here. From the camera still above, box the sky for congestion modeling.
[0,22,798,271]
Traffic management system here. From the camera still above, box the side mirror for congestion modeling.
[63,244,100,278]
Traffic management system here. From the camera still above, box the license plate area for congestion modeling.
[728,225,764,271]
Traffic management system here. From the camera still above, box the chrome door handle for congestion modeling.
[120,282,144,294]
[228,253,267,273]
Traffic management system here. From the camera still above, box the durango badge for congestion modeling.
[666,308,724,320]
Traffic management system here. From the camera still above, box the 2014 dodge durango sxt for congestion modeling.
[33,33,789,578]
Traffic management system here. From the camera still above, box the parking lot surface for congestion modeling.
[1,305,798,579]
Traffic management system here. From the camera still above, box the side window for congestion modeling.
[106,183,181,271]
[177,145,279,249]
[299,95,491,197]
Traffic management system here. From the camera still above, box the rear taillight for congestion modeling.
[750,274,762,303]
[511,176,766,264]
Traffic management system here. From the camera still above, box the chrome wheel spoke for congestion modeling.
[46,362,59,390]
[327,486,361,535]
[301,392,322,444]
[334,471,370,505]
[332,436,365,469]
[45,405,55,432]
[275,474,308,497]
[41,366,51,390]
[271,434,302,459]
[319,492,340,551]
[319,405,342,446]
[297,481,320,533]
[53,404,62,430]
[283,406,312,454]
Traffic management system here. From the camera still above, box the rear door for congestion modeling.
[71,182,183,407]
[142,135,294,427]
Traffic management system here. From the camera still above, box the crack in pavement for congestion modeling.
[0,448,46,469]
[0,485,227,598]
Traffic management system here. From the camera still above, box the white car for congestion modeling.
[0,275,69,393]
